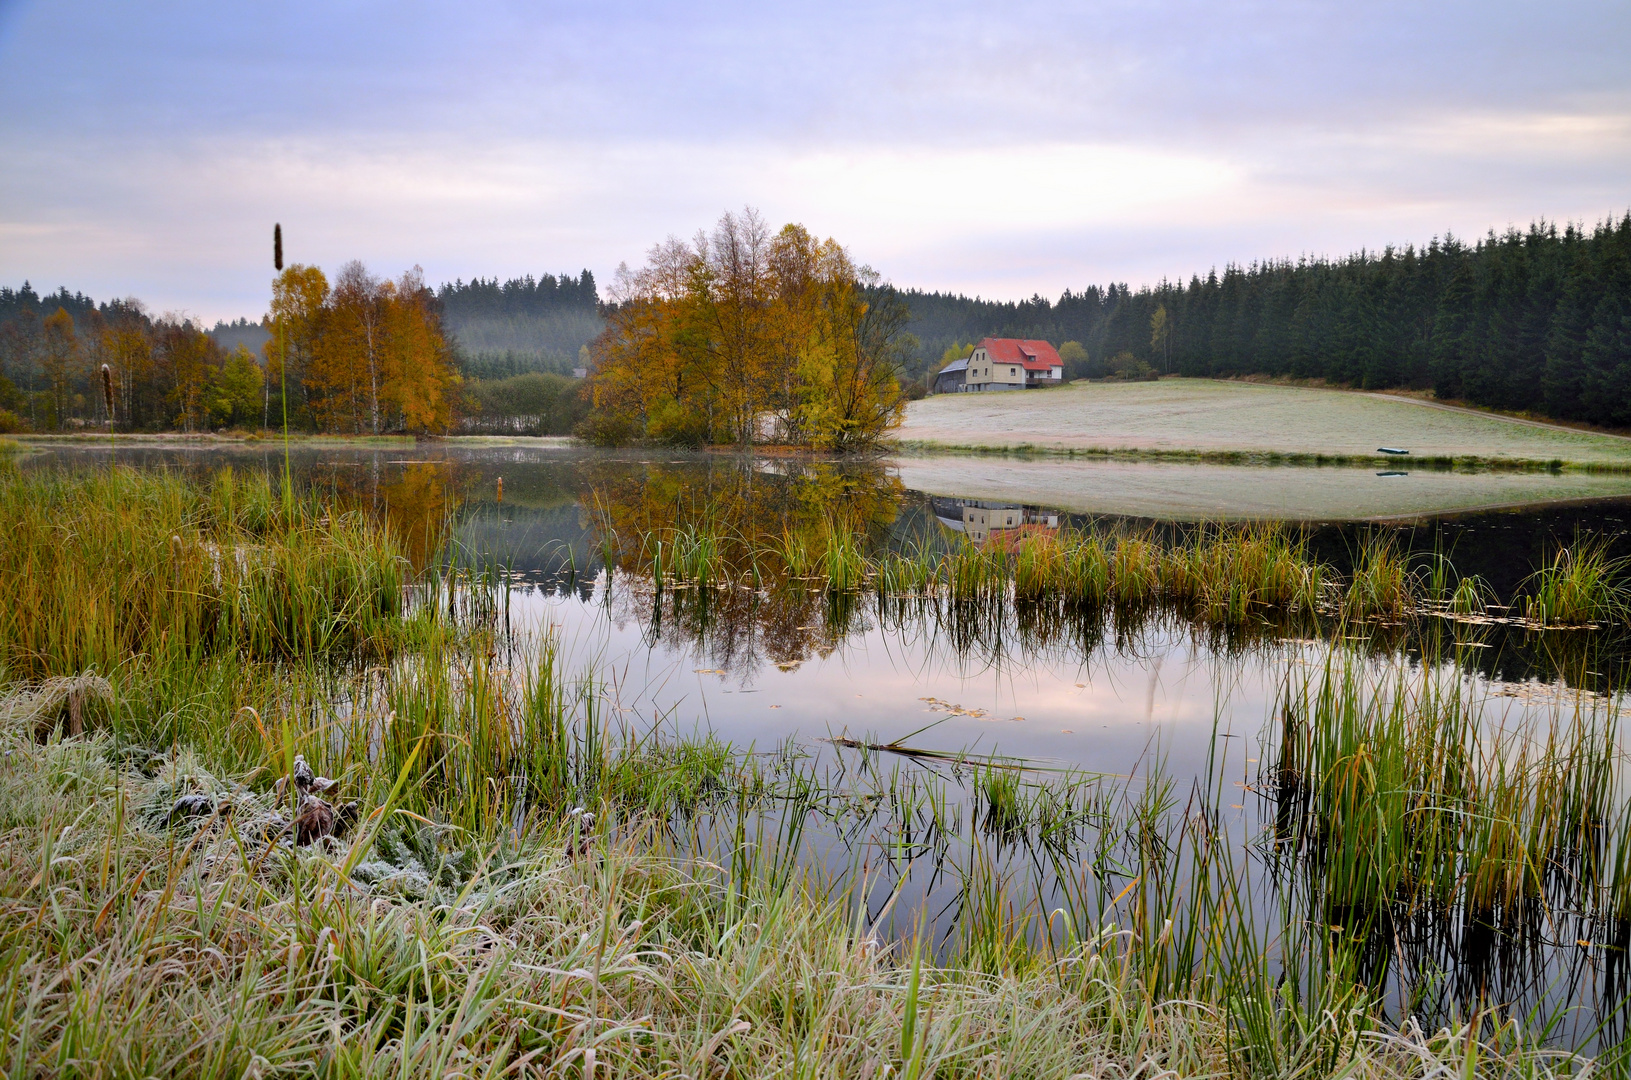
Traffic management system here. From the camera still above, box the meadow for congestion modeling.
[898,379,1631,468]
[891,454,1631,521]
[3,462,1631,1075]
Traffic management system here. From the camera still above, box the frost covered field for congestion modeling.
[899,379,1631,465]
[890,454,1631,520]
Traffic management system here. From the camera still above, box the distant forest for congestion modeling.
[436,271,602,378]
[903,214,1631,428]
[3,214,1628,432]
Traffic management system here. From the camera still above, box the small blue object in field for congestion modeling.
[1377,447,1410,455]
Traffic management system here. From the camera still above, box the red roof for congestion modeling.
[976,338,1063,372]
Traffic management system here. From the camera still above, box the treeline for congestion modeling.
[0,289,266,433]
[0,264,461,434]
[907,214,1631,428]
[587,210,912,449]
[437,271,603,377]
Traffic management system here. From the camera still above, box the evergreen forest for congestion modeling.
[904,215,1631,428]
[436,271,603,377]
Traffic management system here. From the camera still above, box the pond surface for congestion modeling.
[25,440,1631,1047]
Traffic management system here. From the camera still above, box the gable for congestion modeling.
[975,337,1064,372]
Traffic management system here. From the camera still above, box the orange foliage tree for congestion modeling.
[588,210,912,450]
[270,261,458,435]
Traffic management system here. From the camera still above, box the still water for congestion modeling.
[25,440,1631,1046]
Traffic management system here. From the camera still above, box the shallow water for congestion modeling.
[25,441,1631,1046]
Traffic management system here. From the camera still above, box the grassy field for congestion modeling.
[892,454,1631,520]
[899,379,1631,467]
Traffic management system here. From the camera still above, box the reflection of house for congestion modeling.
[931,497,1060,544]
[932,356,968,394]
[962,338,1065,392]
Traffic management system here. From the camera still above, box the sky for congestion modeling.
[0,0,1628,322]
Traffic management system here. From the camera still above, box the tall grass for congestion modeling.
[1525,536,1631,625]
[0,466,411,678]
[1343,533,1416,620]
[3,466,1624,1073]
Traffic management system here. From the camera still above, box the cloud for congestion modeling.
[1,1,1629,317]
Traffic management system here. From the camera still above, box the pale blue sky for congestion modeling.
[1,0,1627,320]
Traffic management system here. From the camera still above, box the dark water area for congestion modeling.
[22,441,1631,1048]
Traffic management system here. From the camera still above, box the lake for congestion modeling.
[23,438,1631,1047]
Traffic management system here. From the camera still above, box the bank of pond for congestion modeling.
[4,462,1631,1074]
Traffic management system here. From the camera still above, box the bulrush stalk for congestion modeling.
[100,362,115,455]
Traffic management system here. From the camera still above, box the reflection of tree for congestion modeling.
[608,571,871,683]
[580,455,903,580]
[318,459,470,571]
[578,455,904,677]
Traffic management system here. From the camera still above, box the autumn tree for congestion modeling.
[1150,303,1170,372]
[780,234,910,449]
[206,345,266,428]
[592,238,721,445]
[266,264,330,430]
[40,307,79,428]
[304,264,375,432]
[378,268,458,433]
[588,210,909,449]
[289,262,457,435]
[153,319,218,431]
[1057,340,1089,379]
[102,300,155,429]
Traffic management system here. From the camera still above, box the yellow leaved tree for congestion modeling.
[588,210,911,449]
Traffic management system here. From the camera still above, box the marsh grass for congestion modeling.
[2,465,1625,1074]
[1524,537,1631,626]
[0,466,413,679]
[13,720,1554,1079]
[1343,534,1417,620]
[605,504,1631,637]
[873,542,939,596]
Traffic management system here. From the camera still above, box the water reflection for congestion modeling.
[23,441,1631,1049]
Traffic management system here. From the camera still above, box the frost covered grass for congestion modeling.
[0,675,1616,1077]
[898,378,1631,468]
[0,465,1625,1075]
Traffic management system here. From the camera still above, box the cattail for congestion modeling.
[274,223,283,271]
[100,364,115,424]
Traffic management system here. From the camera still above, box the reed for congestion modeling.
[873,543,939,596]
[1059,531,1112,605]
[1267,655,1623,954]
[643,523,734,589]
[0,466,411,678]
[820,526,868,592]
[773,527,820,579]
[1524,536,1631,625]
[1343,533,1417,619]
[1109,534,1163,605]
[945,537,1010,602]
[1164,523,1324,620]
